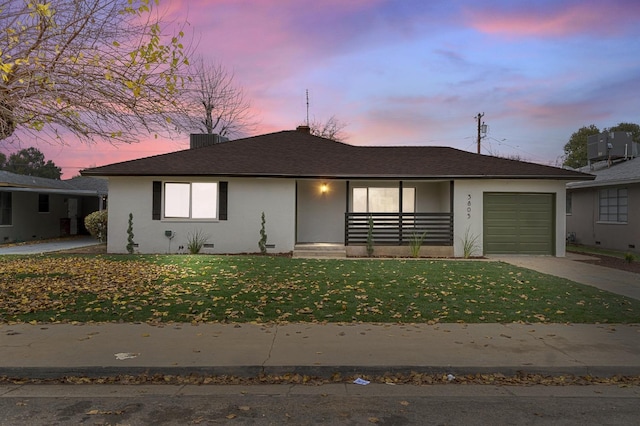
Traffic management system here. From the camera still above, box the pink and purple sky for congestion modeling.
[7,0,640,178]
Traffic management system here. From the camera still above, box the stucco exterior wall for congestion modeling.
[567,184,640,254]
[453,179,567,257]
[296,180,346,243]
[0,191,70,243]
[106,177,296,254]
[414,181,451,212]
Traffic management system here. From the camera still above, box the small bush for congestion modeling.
[84,210,108,242]
[126,213,135,254]
[461,227,480,259]
[258,212,268,254]
[409,231,427,258]
[366,215,374,257]
[187,229,209,254]
[624,253,635,264]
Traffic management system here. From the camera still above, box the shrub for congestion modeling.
[126,213,135,254]
[624,252,635,264]
[258,212,267,254]
[461,227,480,259]
[84,210,108,242]
[187,229,209,254]
[366,215,374,257]
[409,231,427,258]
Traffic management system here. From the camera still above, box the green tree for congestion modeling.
[562,124,600,169]
[2,147,61,179]
[0,0,190,144]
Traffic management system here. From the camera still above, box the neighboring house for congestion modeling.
[566,156,640,254]
[81,128,592,257]
[0,171,108,243]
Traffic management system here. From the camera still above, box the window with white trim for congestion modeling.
[599,187,627,222]
[164,182,218,219]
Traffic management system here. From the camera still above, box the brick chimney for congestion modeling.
[296,125,311,134]
[190,134,229,149]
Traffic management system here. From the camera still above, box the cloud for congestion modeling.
[463,1,640,38]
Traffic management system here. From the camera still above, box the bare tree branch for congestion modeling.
[170,57,257,137]
[306,115,348,141]
[0,0,192,144]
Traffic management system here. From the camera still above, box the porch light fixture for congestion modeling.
[320,183,329,194]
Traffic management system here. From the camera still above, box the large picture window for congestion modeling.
[599,187,627,223]
[164,182,218,219]
[352,187,415,212]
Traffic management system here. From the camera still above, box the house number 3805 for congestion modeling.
[467,194,472,219]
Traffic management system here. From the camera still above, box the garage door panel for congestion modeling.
[483,193,555,255]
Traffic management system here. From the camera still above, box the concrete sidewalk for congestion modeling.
[1,322,639,379]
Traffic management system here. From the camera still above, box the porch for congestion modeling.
[292,212,454,258]
[344,212,454,257]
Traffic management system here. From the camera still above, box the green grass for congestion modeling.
[1,254,638,324]
[567,244,634,260]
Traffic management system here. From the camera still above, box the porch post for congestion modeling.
[450,180,454,245]
[399,181,403,245]
[345,181,350,246]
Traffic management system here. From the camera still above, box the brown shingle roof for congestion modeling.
[81,130,594,180]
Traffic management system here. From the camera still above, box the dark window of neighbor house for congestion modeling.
[38,194,50,213]
[599,187,627,223]
[0,191,11,225]
[566,192,572,214]
[154,181,228,220]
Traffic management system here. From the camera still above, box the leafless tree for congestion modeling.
[0,0,191,144]
[173,57,256,137]
[307,115,348,141]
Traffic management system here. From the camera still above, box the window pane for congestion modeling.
[369,188,399,212]
[164,183,190,218]
[192,183,217,219]
[402,188,415,213]
[0,192,11,225]
[353,188,367,212]
[38,194,49,213]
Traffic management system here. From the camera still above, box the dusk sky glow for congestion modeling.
[7,0,640,178]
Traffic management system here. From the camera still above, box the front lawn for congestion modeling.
[1,255,638,324]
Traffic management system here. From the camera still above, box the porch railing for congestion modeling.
[345,212,453,246]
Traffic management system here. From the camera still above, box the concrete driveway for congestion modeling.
[492,253,640,301]
[0,236,101,255]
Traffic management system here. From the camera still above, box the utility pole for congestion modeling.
[306,89,310,126]
[476,112,486,154]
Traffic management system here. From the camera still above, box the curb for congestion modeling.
[2,365,639,380]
